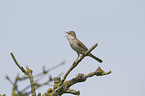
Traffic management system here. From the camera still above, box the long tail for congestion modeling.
[89,54,103,63]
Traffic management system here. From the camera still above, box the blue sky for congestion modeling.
[0,0,145,96]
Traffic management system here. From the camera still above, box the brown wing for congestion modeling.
[76,39,88,51]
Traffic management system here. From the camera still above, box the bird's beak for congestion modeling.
[64,31,68,37]
[65,32,69,34]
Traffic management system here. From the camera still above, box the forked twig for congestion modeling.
[10,52,36,96]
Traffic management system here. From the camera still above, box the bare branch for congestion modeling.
[10,52,26,73]
[50,67,111,96]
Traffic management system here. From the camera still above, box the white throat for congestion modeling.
[67,35,75,40]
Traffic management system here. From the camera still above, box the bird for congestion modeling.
[65,31,103,63]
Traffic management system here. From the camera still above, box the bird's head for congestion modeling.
[65,31,77,39]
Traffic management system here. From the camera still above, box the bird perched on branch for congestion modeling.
[65,31,103,63]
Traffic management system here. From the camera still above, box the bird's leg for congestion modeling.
[77,53,80,59]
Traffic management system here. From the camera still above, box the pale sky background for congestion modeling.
[0,0,145,96]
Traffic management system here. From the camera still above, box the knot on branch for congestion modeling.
[95,67,106,76]
[75,73,86,82]
[95,67,111,76]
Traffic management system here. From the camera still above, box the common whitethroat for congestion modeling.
[65,31,103,63]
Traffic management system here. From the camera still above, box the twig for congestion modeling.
[6,75,20,94]
[26,66,36,96]
[34,61,65,78]
[11,52,36,96]
[65,89,80,95]
[6,76,14,85]
[10,53,26,73]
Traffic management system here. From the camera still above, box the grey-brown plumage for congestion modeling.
[65,31,103,63]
